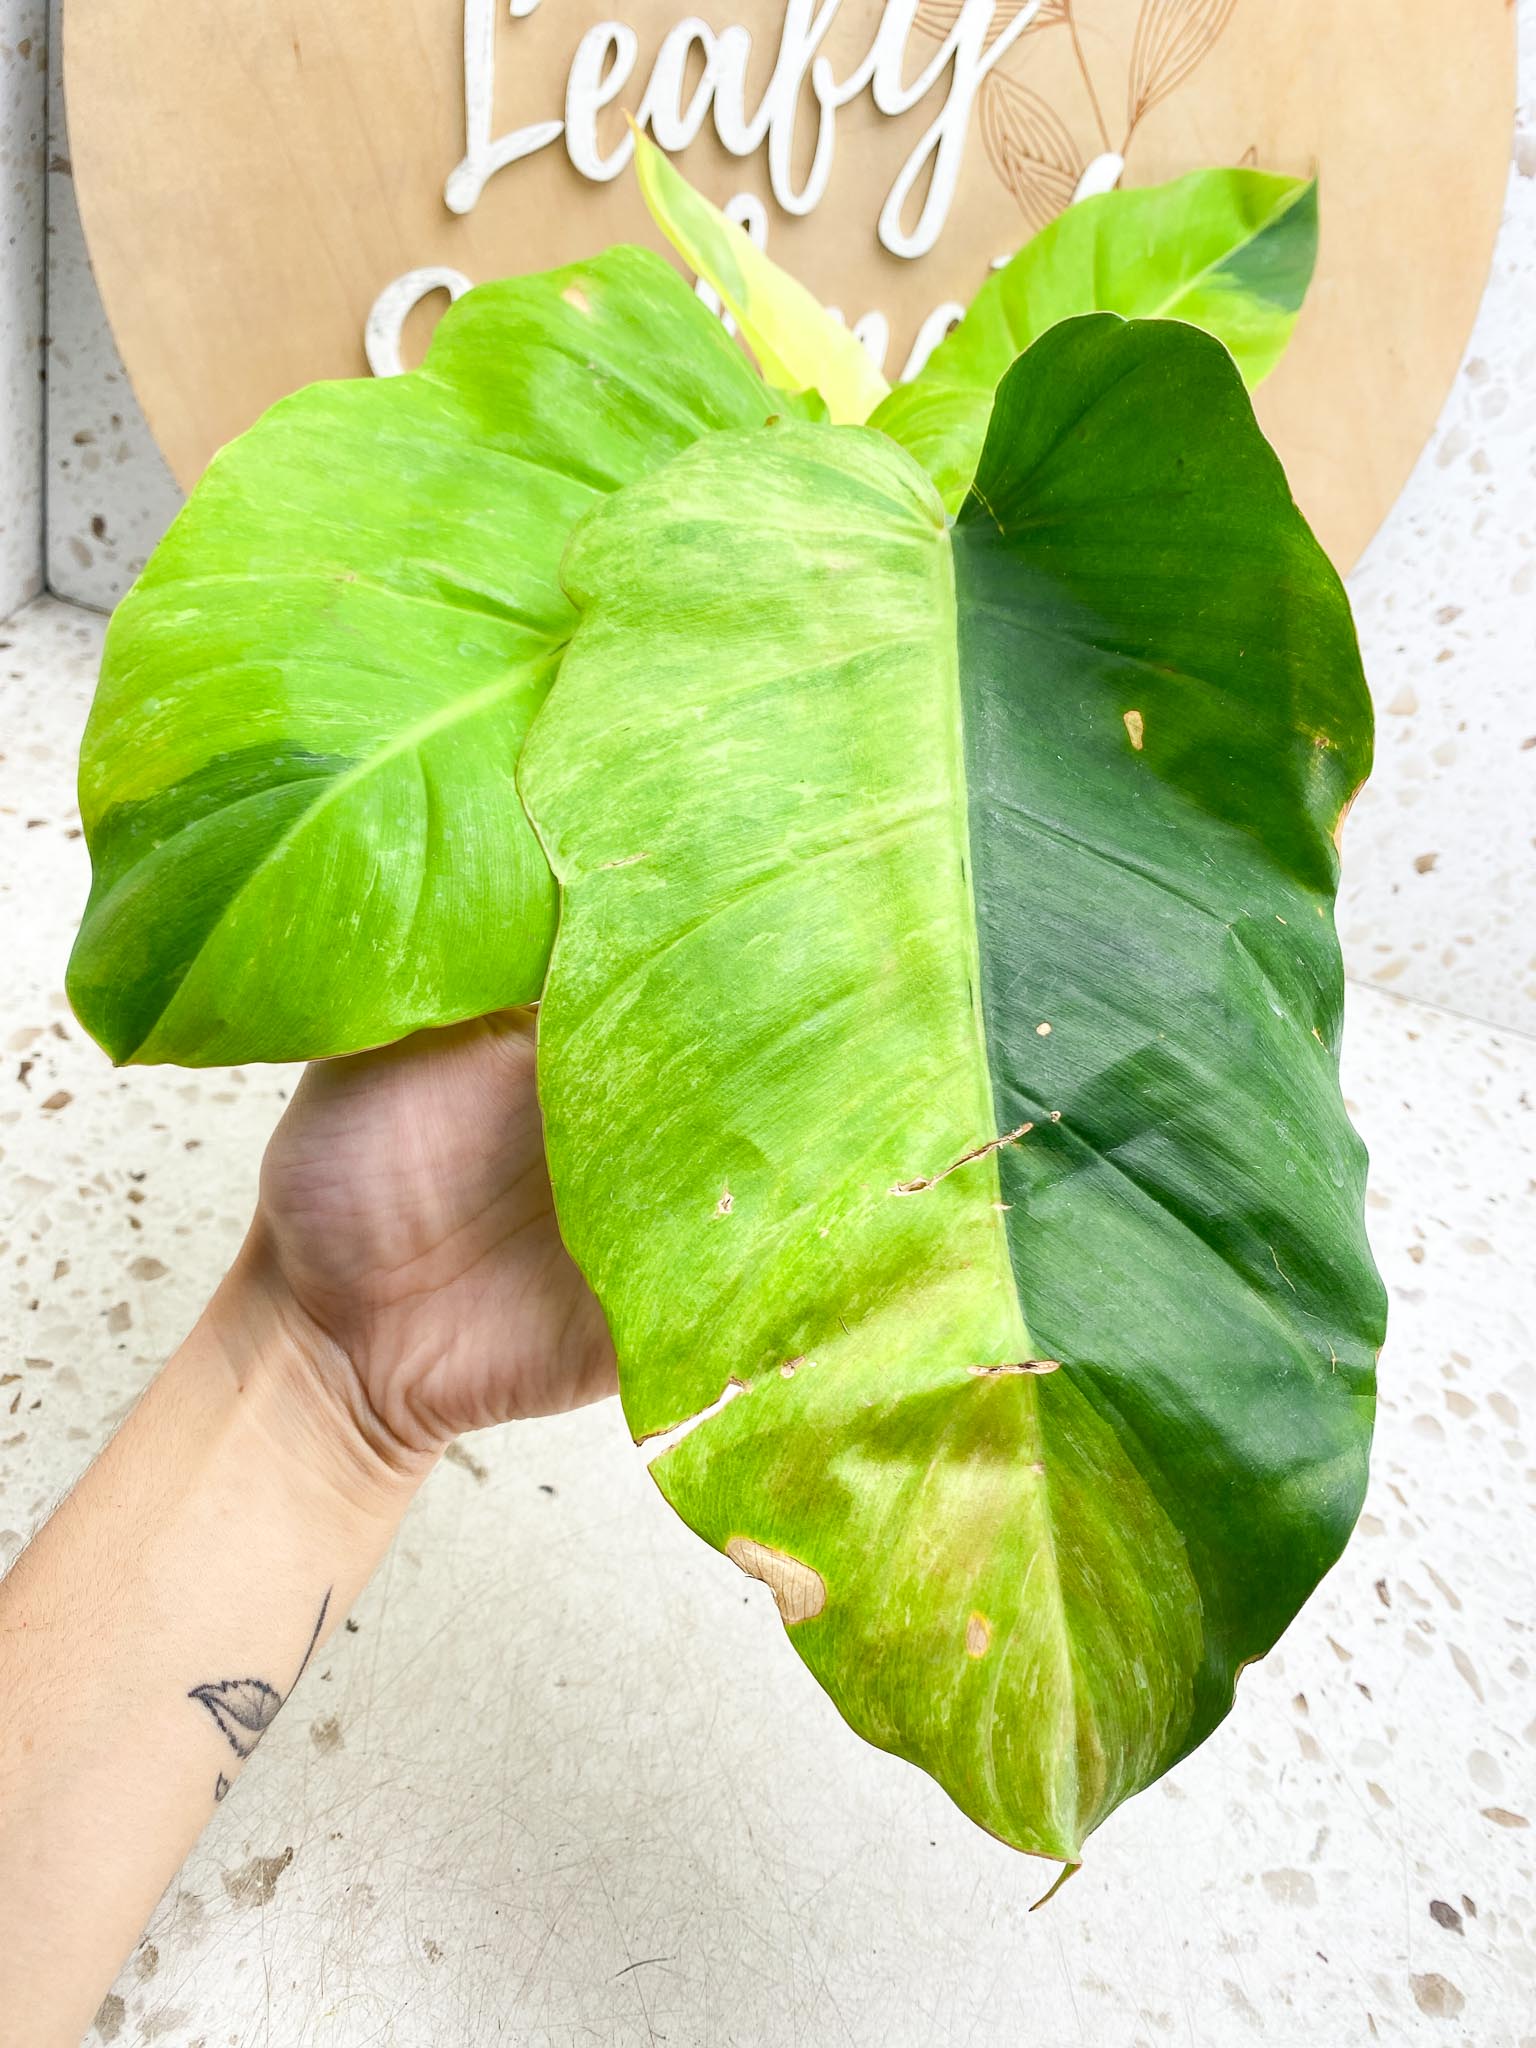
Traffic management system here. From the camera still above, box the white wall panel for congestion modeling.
[0,0,45,619]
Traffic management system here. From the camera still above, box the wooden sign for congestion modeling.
[67,0,1513,569]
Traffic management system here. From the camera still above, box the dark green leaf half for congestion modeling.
[520,315,1384,1863]
[67,248,775,1066]
[872,170,1318,512]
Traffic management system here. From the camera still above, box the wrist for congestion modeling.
[199,1234,442,1517]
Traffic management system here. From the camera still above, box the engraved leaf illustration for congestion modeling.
[189,1677,283,1759]
[1127,0,1240,129]
[980,71,1083,232]
[914,0,1067,43]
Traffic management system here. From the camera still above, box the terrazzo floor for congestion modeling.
[2,596,1532,2047]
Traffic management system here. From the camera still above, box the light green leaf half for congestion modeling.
[631,126,890,425]
[873,169,1318,512]
[67,248,778,1067]
[521,315,1383,1862]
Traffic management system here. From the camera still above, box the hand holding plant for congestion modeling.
[232,1012,615,1479]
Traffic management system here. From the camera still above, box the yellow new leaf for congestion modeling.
[631,126,890,425]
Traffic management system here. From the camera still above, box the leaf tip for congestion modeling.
[1029,1860,1082,1911]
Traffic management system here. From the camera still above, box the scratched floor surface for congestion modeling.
[2,597,1533,2048]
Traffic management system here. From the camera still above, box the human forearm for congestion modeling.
[0,1250,432,2046]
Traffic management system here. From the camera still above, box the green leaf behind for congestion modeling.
[873,170,1318,512]
[521,315,1382,1862]
[68,248,775,1065]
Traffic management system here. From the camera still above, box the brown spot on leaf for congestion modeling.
[1123,709,1145,750]
[726,1537,825,1624]
[561,285,592,313]
[892,1119,1033,1196]
[1333,793,1359,851]
[966,1613,991,1658]
[970,1359,1060,1376]
[714,1188,734,1217]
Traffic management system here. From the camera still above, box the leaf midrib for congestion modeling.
[139,567,572,642]
[941,520,1084,1846]
[1140,185,1308,324]
[1001,180,1307,363]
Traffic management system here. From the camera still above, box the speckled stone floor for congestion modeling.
[3,595,1533,2048]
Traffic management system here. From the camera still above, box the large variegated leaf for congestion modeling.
[521,315,1383,1863]
[873,169,1317,511]
[68,248,775,1067]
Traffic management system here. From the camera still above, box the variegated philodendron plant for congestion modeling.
[69,140,1380,1876]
